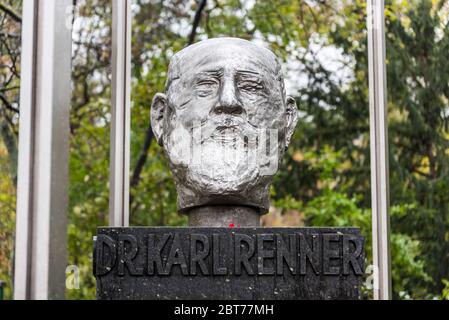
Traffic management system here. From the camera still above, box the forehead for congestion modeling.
[169,39,280,80]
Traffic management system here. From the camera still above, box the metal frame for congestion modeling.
[367,0,392,300]
[109,0,131,227]
[14,0,72,300]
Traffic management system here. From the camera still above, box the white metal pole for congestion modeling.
[109,0,131,227]
[14,0,72,300]
[367,0,392,300]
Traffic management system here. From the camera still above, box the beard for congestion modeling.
[189,131,260,194]
[165,116,278,196]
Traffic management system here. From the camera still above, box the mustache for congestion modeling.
[191,116,259,143]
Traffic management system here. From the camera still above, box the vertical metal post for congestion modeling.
[14,0,72,300]
[109,0,131,227]
[367,0,392,300]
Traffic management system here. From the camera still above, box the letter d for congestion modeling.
[94,235,117,276]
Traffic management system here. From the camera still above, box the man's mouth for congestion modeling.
[210,125,244,143]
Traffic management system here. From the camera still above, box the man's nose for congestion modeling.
[214,78,244,116]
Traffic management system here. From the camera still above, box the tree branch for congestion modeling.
[0,3,22,23]
[188,0,207,45]
[0,93,19,114]
[129,124,154,206]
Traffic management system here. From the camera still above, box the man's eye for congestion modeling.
[196,80,218,97]
[196,79,219,97]
[196,80,218,88]
[238,81,264,93]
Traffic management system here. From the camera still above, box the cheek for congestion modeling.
[175,98,217,129]
[246,97,286,129]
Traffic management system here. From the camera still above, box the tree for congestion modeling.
[386,0,449,294]
[0,0,21,301]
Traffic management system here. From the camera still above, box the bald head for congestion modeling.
[166,38,284,95]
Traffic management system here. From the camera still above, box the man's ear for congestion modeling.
[150,93,167,146]
[285,96,299,149]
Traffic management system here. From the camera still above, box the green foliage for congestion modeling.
[0,0,20,300]
[441,279,449,300]
[300,147,431,298]
[385,0,449,295]
[0,140,15,300]
[390,233,431,298]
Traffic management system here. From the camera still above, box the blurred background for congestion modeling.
[1,0,449,299]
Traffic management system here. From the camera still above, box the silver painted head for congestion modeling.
[151,37,298,215]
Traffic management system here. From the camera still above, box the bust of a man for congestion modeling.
[151,37,298,226]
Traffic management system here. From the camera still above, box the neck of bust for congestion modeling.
[186,205,261,227]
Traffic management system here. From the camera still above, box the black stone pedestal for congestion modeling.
[94,227,365,300]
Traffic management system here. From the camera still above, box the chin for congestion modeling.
[189,139,261,189]
[185,163,261,195]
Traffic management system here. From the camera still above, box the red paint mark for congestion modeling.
[229,223,235,228]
